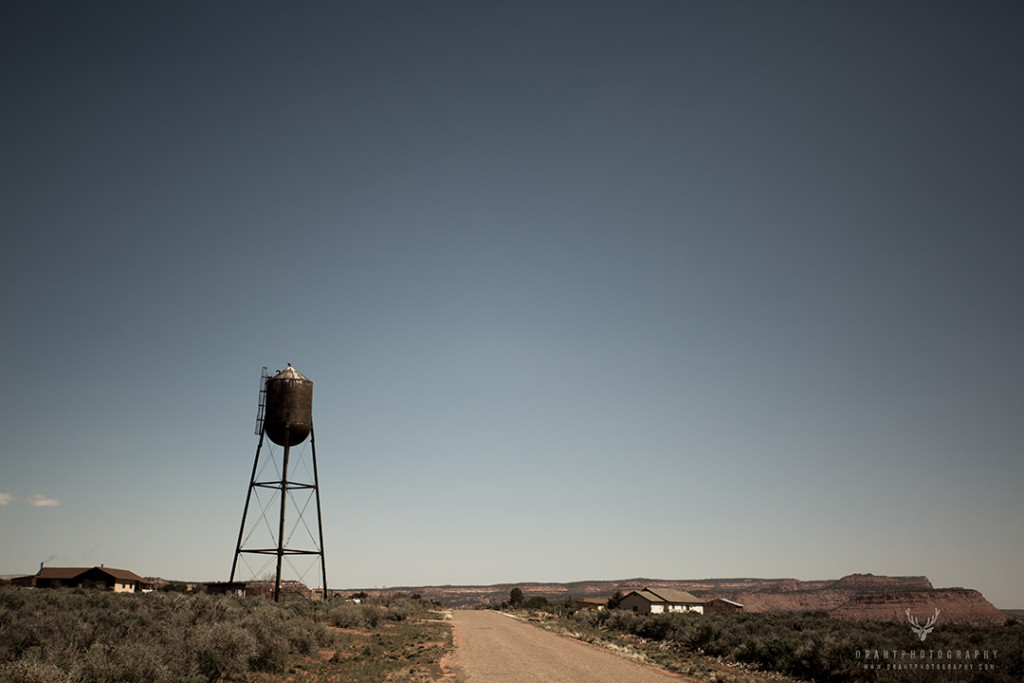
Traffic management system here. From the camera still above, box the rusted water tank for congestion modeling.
[263,364,313,447]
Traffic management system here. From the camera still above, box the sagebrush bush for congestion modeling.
[385,596,419,621]
[81,641,170,683]
[572,609,1023,683]
[0,659,71,683]
[192,622,257,680]
[572,608,602,628]
[603,608,643,634]
[241,612,290,673]
[327,601,384,629]
[0,587,331,681]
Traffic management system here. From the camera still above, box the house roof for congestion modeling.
[36,566,92,580]
[647,588,702,604]
[35,566,145,582]
[633,587,703,604]
[98,567,146,582]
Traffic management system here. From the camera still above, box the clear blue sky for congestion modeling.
[2,2,1022,607]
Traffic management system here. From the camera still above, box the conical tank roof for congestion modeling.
[271,364,310,382]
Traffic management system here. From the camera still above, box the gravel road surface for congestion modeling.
[450,610,692,682]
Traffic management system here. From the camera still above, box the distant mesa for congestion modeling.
[828,572,933,591]
[830,588,1005,625]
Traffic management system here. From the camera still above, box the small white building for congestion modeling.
[620,588,704,614]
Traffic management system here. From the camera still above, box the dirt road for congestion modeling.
[449,610,692,682]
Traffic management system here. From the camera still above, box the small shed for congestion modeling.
[704,597,744,614]
[205,581,247,597]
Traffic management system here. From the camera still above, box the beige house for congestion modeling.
[620,588,704,614]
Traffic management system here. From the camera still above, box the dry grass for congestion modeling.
[257,616,453,682]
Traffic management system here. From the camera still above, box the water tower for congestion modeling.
[230,364,327,601]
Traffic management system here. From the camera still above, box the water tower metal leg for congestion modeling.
[233,418,326,602]
[274,434,291,603]
[310,426,327,599]
[230,429,265,583]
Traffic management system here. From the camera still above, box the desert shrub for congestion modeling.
[386,596,420,621]
[361,603,383,628]
[681,615,721,650]
[327,601,383,629]
[571,609,1023,683]
[790,633,849,681]
[327,601,365,628]
[0,587,332,681]
[572,608,603,628]
[80,641,171,683]
[629,610,681,639]
[191,623,257,680]
[249,631,289,674]
[0,660,71,683]
[235,604,290,673]
[603,609,644,634]
[282,613,329,654]
[524,596,549,610]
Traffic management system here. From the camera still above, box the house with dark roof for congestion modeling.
[15,565,148,593]
[619,587,705,614]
